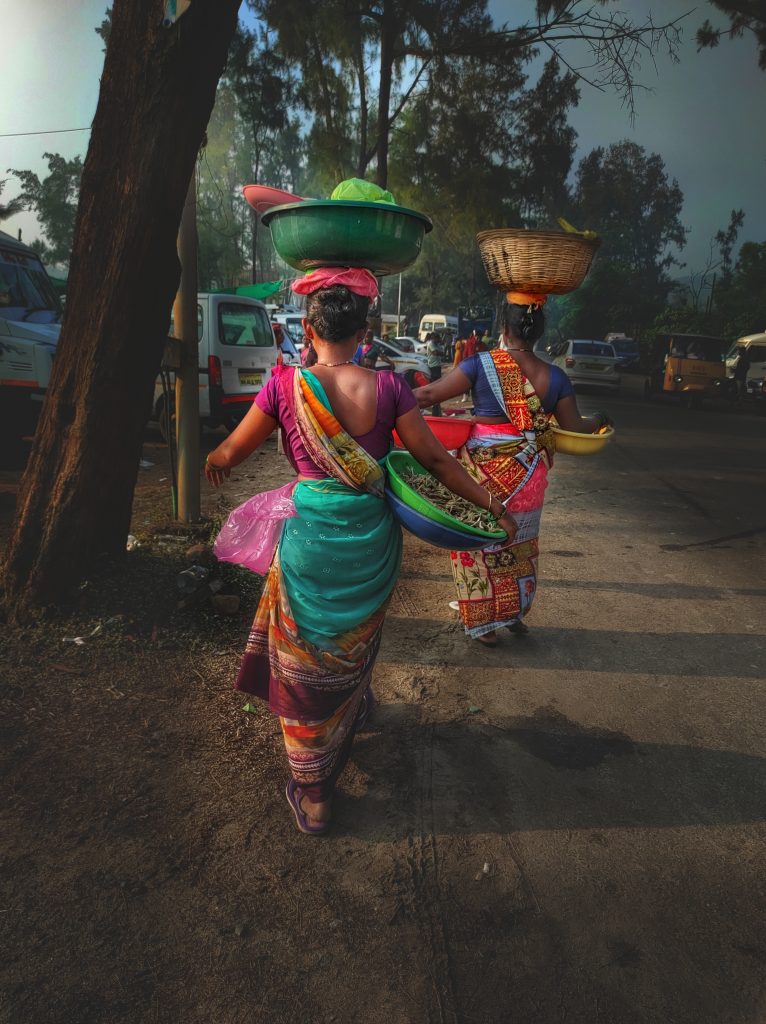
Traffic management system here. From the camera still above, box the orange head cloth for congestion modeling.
[506,290,548,306]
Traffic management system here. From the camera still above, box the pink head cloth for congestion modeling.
[291,266,380,300]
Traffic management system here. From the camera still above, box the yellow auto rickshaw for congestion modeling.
[644,333,734,405]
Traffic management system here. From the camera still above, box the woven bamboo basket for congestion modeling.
[476,228,601,295]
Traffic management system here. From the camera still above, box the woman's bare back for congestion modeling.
[306,364,379,436]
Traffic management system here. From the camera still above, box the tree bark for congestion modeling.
[375,0,395,189]
[2,0,240,620]
[354,34,370,180]
[251,147,261,283]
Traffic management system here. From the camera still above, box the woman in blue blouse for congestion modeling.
[414,296,609,646]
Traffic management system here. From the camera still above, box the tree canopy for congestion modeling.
[0,179,24,223]
[697,2,766,69]
[8,153,83,264]
[538,140,687,341]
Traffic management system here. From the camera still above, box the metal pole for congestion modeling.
[173,172,200,522]
[397,273,402,334]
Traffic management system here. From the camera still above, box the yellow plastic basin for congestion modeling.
[551,425,614,455]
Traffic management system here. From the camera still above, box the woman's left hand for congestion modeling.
[594,411,614,432]
[204,459,230,487]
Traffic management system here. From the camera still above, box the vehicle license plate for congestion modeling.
[584,363,604,371]
[239,371,263,386]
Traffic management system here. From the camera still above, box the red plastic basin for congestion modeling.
[393,414,472,450]
[423,415,472,449]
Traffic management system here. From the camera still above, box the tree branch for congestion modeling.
[386,58,432,130]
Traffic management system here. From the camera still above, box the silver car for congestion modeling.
[552,339,621,392]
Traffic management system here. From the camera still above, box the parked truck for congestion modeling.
[0,230,62,450]
[457,305,494,340]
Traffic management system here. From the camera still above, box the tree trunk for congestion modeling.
[355,35,370,180]
[250,139,263,284]
[375,2,395,189]
[2,0,240,621]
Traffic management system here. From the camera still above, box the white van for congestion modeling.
[725,331,766,383]
[418,313,458,342]
[154,292,281,438]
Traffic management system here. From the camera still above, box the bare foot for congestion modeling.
[300,793,332,826]
[474,631,497,647]
[508,620,529,635]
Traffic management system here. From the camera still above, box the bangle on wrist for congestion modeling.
[205,456,226,471]
[486,492,501,520]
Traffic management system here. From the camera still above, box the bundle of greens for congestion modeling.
[401,469,497,532]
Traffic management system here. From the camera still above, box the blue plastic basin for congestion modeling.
[385,489,502,550]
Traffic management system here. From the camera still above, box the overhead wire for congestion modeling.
[0,128,91,138]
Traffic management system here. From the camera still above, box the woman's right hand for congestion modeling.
[204,459,230,487]
[496,509,518,544]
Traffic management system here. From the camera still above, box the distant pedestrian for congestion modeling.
[362,334,395,370]
[462,331,479,360]
[734,347,752,399]
[426,332,444,416]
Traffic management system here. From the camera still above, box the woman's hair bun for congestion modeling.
[305,285,370,343]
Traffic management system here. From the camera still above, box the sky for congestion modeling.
[0,0,764,273]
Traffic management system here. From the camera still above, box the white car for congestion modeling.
[272,321,302,361]
[390,335,419,353]
[551,339,621,392]
[372,337,430,380]
[272,311,307,346]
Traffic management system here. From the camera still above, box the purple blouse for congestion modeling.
[255,368,417,478]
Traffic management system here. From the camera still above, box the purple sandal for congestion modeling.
[285,779,330,836]
[356,687,376,731]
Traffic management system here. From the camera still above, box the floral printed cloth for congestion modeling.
[450,350,554,638]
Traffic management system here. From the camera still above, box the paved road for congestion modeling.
[370,387,766,1023]
[2,383,764,1023]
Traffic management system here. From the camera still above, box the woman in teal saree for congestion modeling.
[206,270,516,834]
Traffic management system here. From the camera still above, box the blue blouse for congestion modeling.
[458,354,574,415]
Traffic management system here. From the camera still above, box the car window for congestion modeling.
[572,342,614,357]
[670,336,727,360]
[611,339,636,354]
[748,345,766,361]
[0,247,61,317]
[277,326,299,357]
[218,302,273,347]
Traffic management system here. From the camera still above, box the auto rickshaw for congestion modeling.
[644,333,734,405]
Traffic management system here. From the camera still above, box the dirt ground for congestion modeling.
[2,395,765,1024]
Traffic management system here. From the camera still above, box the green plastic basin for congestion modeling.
[262,200,433,276]
[386,450,506,542]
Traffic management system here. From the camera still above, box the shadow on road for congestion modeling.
[379,615,766,679]
[346,703,766,836]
